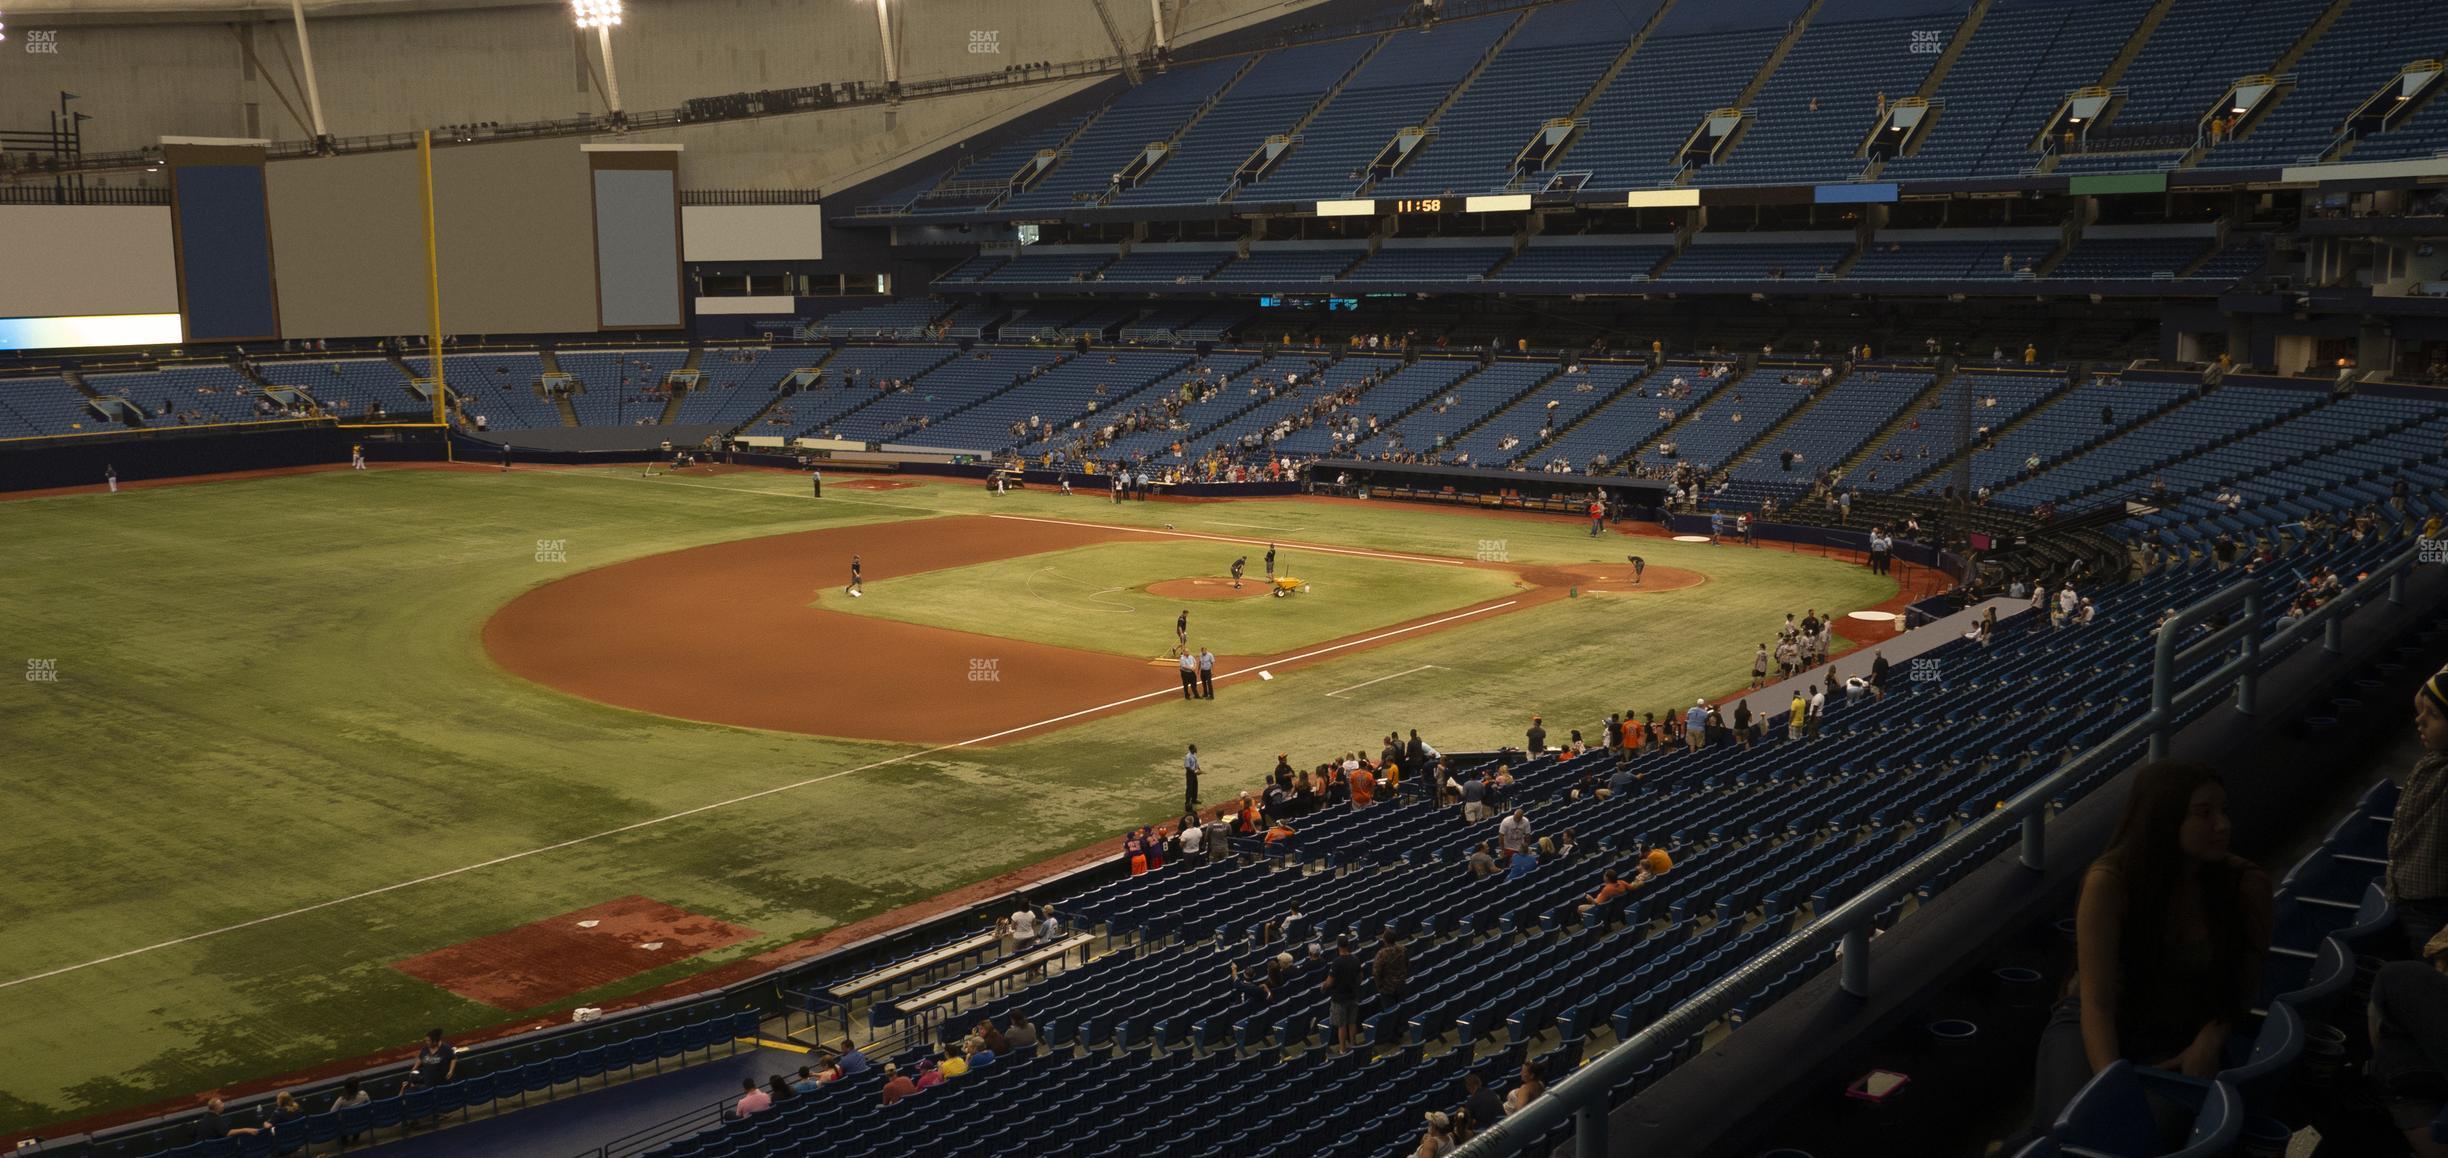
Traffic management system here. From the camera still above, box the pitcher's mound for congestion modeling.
[838,478,921,491]
[1146,577,1269,600]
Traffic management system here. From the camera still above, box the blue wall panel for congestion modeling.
[174,164,280,341]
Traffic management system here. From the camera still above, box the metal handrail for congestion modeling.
[1456,543,2421,1157]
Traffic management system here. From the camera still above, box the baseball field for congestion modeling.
[0,464,1900,1136]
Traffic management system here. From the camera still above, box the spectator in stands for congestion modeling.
[330,1078,370,1142]
[937,1044,970,1079]
[1462,1071,1505,1132]
[2389,665,2448,946]
[732,1077,773,1118]
[1499,809,1533,859]
[1468,841,1499,878]
[1504,1061,1546,1114]
[1687,700,1709,752]
[401,1028,456,1090]
[1374,928,1411,1004]
[791,1065,823,1094]
[2369,948,2448,1156]
[879,1063,917,1105]
[2013,760,2270,1142]
[1324,935,1365,1053]
[1579,869,1635,917]
[1526,716,1547,755]
[192,1097,269,1142]
[1415,1111,1458,1158]
[1507,845,1540,880]
[767,1074,796,1104]
[1005,1013,1038,1053]
[1637,844,1674,884]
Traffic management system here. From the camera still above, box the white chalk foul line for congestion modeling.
[1322,664,1445,698]
[0,582,1518,991]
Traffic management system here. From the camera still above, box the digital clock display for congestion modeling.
[1393,198,1446,214]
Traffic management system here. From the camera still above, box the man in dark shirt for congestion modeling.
[1324,935,1365,1053]
[1525,716,1547,755]
[1463,1072,1505,1130]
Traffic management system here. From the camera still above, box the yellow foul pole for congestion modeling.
[420,130,447,448]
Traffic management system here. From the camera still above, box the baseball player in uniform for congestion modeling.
[1626,555,1646,585]
[1176,609,1189,649]
[811,468,822,498]
[1231,556,1247,589]
[351,443,366,471]
[1264,544,1277,579]
[846,554,864,597]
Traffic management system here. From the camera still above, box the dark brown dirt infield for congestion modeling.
[485,515,1159,745]
[837,478,921,491]
[1146,577,1270,600]
[390,896,759,1009]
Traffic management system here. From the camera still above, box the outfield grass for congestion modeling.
[0,467,1892,1135]
[820,538,1523,657]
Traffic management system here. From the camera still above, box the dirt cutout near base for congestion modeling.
[1144,577,1272,600]
[390,895,759,1009]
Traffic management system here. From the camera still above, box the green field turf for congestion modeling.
[0,466,1894,1136]
[820,538,1524,657]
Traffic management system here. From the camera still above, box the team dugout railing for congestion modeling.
[1457,544,2424,1157]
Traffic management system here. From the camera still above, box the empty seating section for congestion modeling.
[2085,0,2324,136]
[1119,302,1248,341]
[1373,0,1658,198]
[1490,239,1674,283]
[1097,247,1235,284]
[1112,37,1375,206]
[1007,58,1249,211]
[559,350,686,426]
[1343,244,1509,282]
[2191,240,2270,283]
[1660,239,1853,281]
[1697,14,1955,187]
[982,249,1118,285]
[1212,245,1366,284]
[1446,361,1647,465]
[2350,71,2448,161]
[1946,375,2195,492]
[0,376,104,436]
[815,299,953,339]
[1728,367,1936,483]
[791,346,959,436]
[828,348,1069,443]
[919,350,1191,451]
[936,253,1010,285]
[1243,16,1512,201]
[1849,237,2040,280]
[2200,0,2448,167]
[2046,235,2213,280]
[1530,363,1705,471]
[1998,384,2320,507]
[259,358,418,420]
[1664,368,1818,470]
[87,365,282,428]
[2146,394,2440,520]
[674,350,805,427]
[909,118,1087,215]
[1559,27,1787,189]
[940,303,1009,340]
[410,353,554,428]
[1853,369,2066,491]
[637,512,2434,1158]
[1356,360,1551,456]
[1884,0,2151,180]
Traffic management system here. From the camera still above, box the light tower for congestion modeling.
[573,0,626,127]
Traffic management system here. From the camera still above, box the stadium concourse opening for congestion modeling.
[484,510,1704,744]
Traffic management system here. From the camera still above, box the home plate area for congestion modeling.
[390,896,759,1010]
